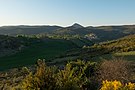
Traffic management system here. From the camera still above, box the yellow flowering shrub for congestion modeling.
[125,82,135,90]
[100,80,135,90]
[100,80,122,90]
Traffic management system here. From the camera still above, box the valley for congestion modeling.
[0,24,135,90]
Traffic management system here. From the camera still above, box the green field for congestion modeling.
[70,38,93,47]
[92,51,135,61]
[0,39,76,70]
[114,51,135,61]
[0,37,94,71]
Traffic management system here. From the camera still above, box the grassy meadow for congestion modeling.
[0,39,76,70]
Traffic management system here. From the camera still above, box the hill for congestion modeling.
[54,24,135,42]
[80,34,135,60]
[0,35,37,57]
[0,24,135,42]
[53,34,135,64]
[0,27,135,90]
[0,24,135,69]
[0,35,93,70]
[0,25,62,35]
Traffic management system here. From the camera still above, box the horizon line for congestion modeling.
[0,23,135,27]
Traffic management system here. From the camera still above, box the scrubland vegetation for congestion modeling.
[0,26,135,89]
[0,58,135,90]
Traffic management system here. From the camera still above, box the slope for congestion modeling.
[54,34,135,64]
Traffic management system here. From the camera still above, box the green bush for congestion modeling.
[21,59,57,90]
[18,60,97,90]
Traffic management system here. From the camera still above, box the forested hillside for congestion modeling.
[0,25,135,90]
[0,25,62,35]
[0,35,36,57]
[0,24,135,42]
[0,34,94,70]
[55,34,135,62]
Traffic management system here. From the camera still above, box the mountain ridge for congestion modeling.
[0,24,135,42]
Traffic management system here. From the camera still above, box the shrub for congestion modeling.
[100,80,135,90]
[21,59,57,90]
[56,60,87,90]
[97,58,135,83]
[56,60,97,90]
[20,59,98,90]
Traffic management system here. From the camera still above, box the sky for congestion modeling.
[0,0,135,26]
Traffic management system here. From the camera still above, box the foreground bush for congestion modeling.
[97,58,135,83]
[19,60,97,90]
[100,80,135,90]
[21,59,57,90]
[56,60,97,90]
[3,58,134,90]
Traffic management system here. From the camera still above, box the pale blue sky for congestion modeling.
[0,0,135,26]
